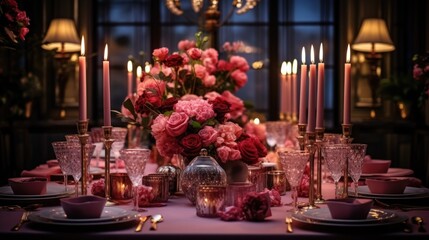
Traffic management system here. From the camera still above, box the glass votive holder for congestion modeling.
[225,182,256,207]
[142,173,169,203]
[196,185,226,218]
[266,170,287,195]
[110,173,133,203]
[247,165,264,192]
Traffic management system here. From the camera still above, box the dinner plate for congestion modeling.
[361,168,414,177]
[299,208,395,224]
[28,211,139,227]
[38,206,130,223]
[0,182,74,199]
[355,186,429,198]
[292,210,407,229]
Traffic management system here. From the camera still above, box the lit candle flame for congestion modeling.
[137,66,143,78]
[346,44,350,63]
[104,44,108,61]
[281,61,287,75]
[310,45,315,64]
[127,60,132,73]
[144,62,151,73]
[80,36,85,56]
[287,61,292,75]
[254,118,260,125]
[319,43,323,63]
[301,47,306,64]
[292,59,297,74]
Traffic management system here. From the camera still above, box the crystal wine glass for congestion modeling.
[90,127,104,168]
[120,148,150,211]
[278,150,309,212]
[265,121,278,152]
[51,141,72,192]
[347,143,367,196]
[111,127,128,172]
[322,144,350,199]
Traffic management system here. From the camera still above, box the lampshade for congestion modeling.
[42,18,80,53]
[352,18,395,53]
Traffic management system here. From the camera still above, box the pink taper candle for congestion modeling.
[136,66,143,92]
[292,59,298,119]
[103,44,111,126]
[280,61,287,114]
[287,61,292,117]
[299,47,308,124]
[316,43,325,128]
[127,60,133,96]
[343,44,351,124]
[307,45,317,132]
[78,36,87,121]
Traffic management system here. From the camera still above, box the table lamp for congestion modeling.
[42,18,80,118]
[352,18,395,106]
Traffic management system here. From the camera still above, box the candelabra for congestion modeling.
[305,131,317,209]
[341,123,353,198]
[297,123,307,151]
[77,120,89,196]
[315,127,325,203]
[102,126,115,201]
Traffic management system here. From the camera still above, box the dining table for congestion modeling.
[0,177,428,240]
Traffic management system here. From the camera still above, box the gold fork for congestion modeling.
[285,217,293,233]
[11,210,29,231]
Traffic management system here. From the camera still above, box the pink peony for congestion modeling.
[152,47,169,61]
[194,64,207,79]
[165,112,189,137]
[187,47,202,60]
[151,114,168,139]
[156,135,183,158]
[202,48,219,65]
[178,39,196,51]
[230,55,249,72]
[231,70,248,89]
[221,91,245,119]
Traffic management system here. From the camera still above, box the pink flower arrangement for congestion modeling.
[0,0,30,47]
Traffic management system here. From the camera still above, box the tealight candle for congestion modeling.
[196,185,226,218]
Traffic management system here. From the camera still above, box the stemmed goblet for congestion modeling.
[347,143,367,196]
[278,150,309,212]
[265,121,278,152]
[90,127,104,168]
[111,127,128,172]
[120,148,150,212]
[52,141,72,192]
[322,144,350,199]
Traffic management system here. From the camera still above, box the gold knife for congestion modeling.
[11,211,29,231]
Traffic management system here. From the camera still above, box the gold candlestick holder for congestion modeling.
[341,123,353,198]
[77,120,89,196]
[315,127,325,203]
[305,131,317,209]
[297,123,307,151]
[103,126,115,201]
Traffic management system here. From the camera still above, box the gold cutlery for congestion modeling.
[150,214,163,231]
[403,219,412,233]
[11,210,29,231]
[412,216,426,232]
[285,217,293,233]
[135,215,151,232]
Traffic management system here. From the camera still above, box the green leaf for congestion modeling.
[123,98,138,120]
[190,120,202,129]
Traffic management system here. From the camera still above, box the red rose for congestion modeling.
[160,97,178,112]
[237,135,266,165]
[135,91,162,114]
[180,134,202,158]
[165,53,184,67]
[210,97,231,122]
[242,192,271,221]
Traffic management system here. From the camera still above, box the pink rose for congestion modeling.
[178,40,196,51]
[230,55,249,72]
[204,91,221,101]
[152,47,169,61]
[202,75,216,87]
[221,91,245,119]
[187,47,202,60]
[202,48,219,64]
[231,70,248,89]
[181,94,200,101]
[216,146,233,163]
[151,115,168,139]
[156,135,183,158]
[198,126,218,146]
[194,64,207,79]
[217,60,232,71]
[165,112,189,137]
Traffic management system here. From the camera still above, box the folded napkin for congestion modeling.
[21,164,62,178]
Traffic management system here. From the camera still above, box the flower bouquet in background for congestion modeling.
[0,0,30,49]
[412,52,429,107]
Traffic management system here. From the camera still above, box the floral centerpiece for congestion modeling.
[116,32,267,166]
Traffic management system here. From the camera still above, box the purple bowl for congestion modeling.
[60,195,107,219]
[8,177,48,195]
[362,160,391,174]
[326,198,373,220]
[366,178,408,194]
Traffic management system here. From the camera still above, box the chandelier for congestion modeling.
[165,0,260,32]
